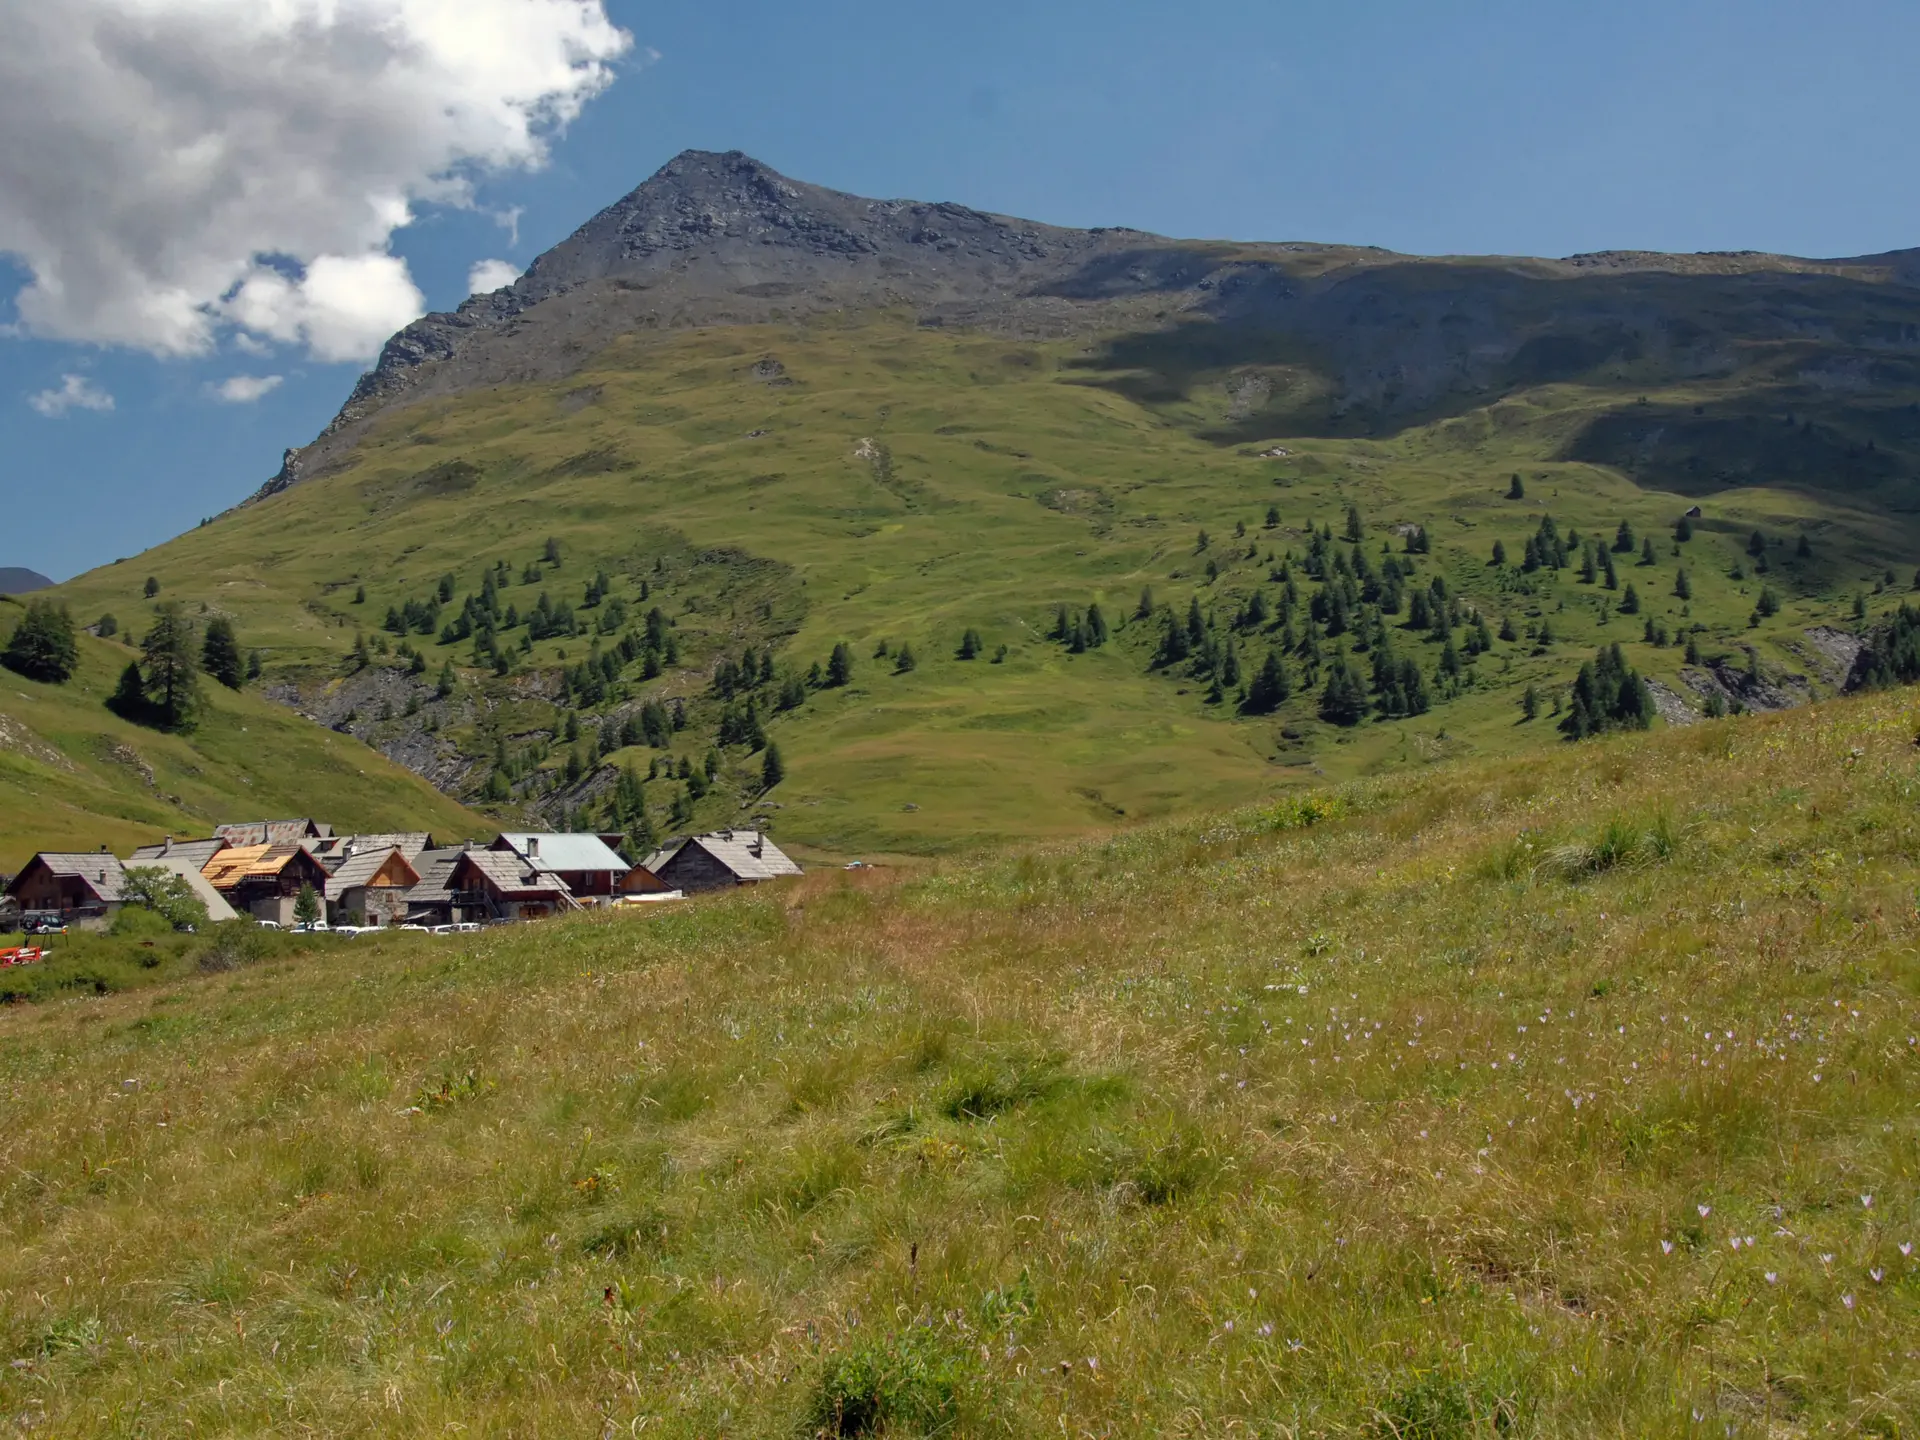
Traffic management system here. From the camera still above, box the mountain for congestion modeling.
[41,151,1920,855]
[0,567,54,595]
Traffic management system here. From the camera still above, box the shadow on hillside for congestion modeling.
[1042,255,1920,452]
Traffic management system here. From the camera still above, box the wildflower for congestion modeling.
[1258,1323,1273,1337]
[1900,1243,1913,1258]
[1861,1194,1874,1209]
[1086,1356,1098,1371]
[1661,1240,1674,1255]
[1821,1254,1835,1266]
[1842,1293,1855,1310]
[1287,1339,1304,1352]
[1871,1269,1885,1283]
[1698,1205,1711,1218]
[1765,1272,1778,1284]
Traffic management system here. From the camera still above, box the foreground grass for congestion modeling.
[4,691,1920,1436]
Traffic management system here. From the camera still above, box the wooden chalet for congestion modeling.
[5,852,127,927]
[639,831,802,894]
[488,833,632,901]
[324,845,422,927]
[200,843,333,925]
[449,849,580,922]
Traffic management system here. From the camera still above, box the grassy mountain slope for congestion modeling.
[0,599,490,870]
[47,307,1920,854]
[4,690,1918,1433]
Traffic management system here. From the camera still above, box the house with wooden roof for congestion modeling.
[449,849,580,921]
[324,846,422,928]
[5,852,127,927]
[488,833,632,902]
[214,819,334,847]
[200,843,333,925]
[638,831,802,894]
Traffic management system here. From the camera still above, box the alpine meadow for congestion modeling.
[6,148,1920,1436]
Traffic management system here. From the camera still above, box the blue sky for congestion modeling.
[5,0,1918,582]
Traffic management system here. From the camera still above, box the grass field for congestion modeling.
[4,685,1918,1435]
[0,599,490,870]
[37,314,1920,857]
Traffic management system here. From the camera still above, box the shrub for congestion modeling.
[808,1330,972,1437]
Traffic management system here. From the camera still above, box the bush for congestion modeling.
[808,1330,973,1437]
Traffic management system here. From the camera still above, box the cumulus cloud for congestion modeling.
[28,374,115,417]
[468,259,524,296]
[213,374,283,404]
[0,1,630,362]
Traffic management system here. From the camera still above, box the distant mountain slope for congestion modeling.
[0,568,54,595]
[41,152,1920,856]
[0,598,490,871]
[266,149,1920,497]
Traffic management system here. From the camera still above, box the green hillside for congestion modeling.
[44,311,1920,855]
[0,599,490,870]
[4,690,1919,1433]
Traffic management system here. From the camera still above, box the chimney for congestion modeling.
[527,837,539,858]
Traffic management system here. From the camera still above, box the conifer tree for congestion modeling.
[139,604,201,731]
[1491,539,1507,566]
[1507,474,1525,500]
[1675,515,1693,542]
[1674,568,1692,600]
[202,616,245,689]
[1,600,78,684]
[294,883,321,928]
[1241,649,1290,714]
[1135,586,1155,620]
[1522,684,1539,720]
[1085,602,1109,647]
[1264,505,1281,529]
[1345,505,1364,542]
[1620,582,1641,614]
[894,643,916,674]
[827,642,854,687]
[1318,656,1368,726]
[1498,614,1517,642]
[958,627,983,660]
[1796,534,1812,559]
[762,741,785,791]
[1614,520,1635,554]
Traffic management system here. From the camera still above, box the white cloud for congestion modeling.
[0,1,631,362]
[468,258,524,296]
[213,374,283,403]
[28,374,115,417]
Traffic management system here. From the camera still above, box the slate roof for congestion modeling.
[9,853,127,903]
[456,849,576,898]
[491,833,631,875]
[405,846,472,907]
[309,833,435,867]
[643,830,802,882]
[127,837,229,869]
[324,847,420,901]
[214,819,333,846]
[122,855,238,922]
